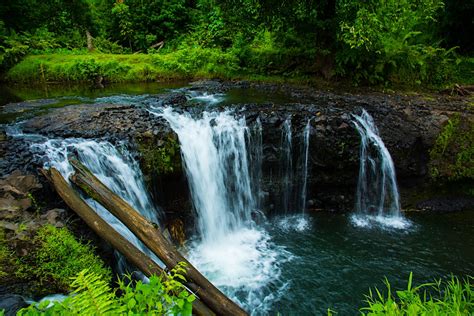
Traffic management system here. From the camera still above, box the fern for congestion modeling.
[19,264,194,315]
[65,269,124,315]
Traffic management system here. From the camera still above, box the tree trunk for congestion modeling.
[41,168,214,316]
[68,158,247,316]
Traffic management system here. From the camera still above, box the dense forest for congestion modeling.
[0,0,473,86]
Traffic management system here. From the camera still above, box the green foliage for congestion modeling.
[430,114,474,181]
[0,228,15,279]
[337,0,458,85]
[360,273,473,315]
[14,225,111,293]
[19,263,194,316]
[32,225,111,290]
[116,262,194,315]
[6,48,240,83]
[151,46,239,77]
[1,0,472,86]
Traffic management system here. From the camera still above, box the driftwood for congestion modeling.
[150,40,164,50]
[68,158,247,316]
[41,168,214,316]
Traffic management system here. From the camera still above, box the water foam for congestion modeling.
[275,214,312,232]
[350,214,412,230]
[187,91,225,104]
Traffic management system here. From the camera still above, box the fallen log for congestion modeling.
[41,168,214,316]
[68,158,247,316]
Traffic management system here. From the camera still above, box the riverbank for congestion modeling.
[4,52,474,93]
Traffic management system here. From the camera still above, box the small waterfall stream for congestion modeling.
[351,109,410,229]
[297,119,311,214]
[30,138,163,271]
[279,118,293,214]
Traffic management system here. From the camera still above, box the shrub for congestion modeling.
[336,0,458,85]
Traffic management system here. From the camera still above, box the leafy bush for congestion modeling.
[360,273,473,315]
[19,263,195,315]
[151,46,240,77]
[337,0,458,85]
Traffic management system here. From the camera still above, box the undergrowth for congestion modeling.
[19,262,195,315]
[0,225,110,294]
[360,273,473,315]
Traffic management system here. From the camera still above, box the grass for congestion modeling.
[360,273,473,315]
[3,49,473,92]
[5,49,241,83]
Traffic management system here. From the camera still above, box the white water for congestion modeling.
[250,118,264,211]
[155,107,290,313]
[297,119,311,213]
[29,138,163,271]
[351,109,410,229]
[280,118,293,213]
[187,90,225,104]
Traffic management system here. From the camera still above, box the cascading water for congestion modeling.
[154,107,290,313]
[275,118,312,231]
[296,119,311,213]
[159,108,255,242]
[279,117,293,214]
[351,109,410,229]
[29,138,163,271]
[249,117,264,212]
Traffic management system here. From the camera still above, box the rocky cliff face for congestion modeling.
[1,82,472,219]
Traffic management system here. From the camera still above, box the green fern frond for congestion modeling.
[66,269,124,315]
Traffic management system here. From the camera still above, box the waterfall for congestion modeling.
[351,109,409,229]
[278,117,312,214]
[155,107,289,313]
[30,138,163,271]
[279,117,293,213]
[249,117,264,212]
[158,108,255,242]
[297,119,311,213]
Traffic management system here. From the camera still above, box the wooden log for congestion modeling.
[68,158,247,316]
[41,168,214,316]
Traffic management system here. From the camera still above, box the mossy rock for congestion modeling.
[136,132,181,176]
[429,114,474,184]
[0,225,111,296]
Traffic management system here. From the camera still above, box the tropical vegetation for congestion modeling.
[0,0,473,86]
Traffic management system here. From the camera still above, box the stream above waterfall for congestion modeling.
[1,82,473,315]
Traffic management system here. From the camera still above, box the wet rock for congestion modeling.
[0,294,28,316]
[4,81,473,214]
[40,209,66,228]
[416,197,474,212]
